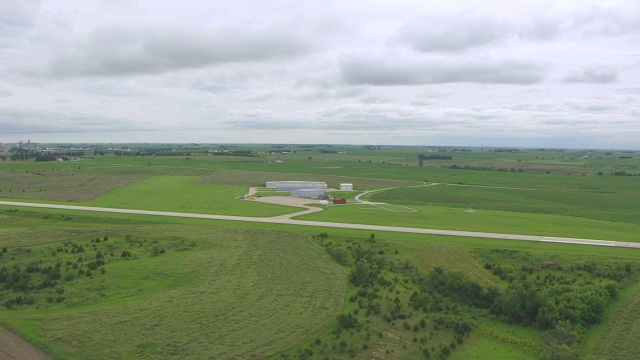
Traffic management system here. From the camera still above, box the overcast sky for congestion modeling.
[1,0,639,149]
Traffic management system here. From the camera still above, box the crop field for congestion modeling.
[1,144,639,359]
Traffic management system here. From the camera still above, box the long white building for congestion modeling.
[266,181,327,192]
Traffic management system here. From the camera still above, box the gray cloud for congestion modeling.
[0,107,147,134]
[616,87,640,94]
[391,12,509,52]
[0,88,14,97]
[562,64,618,83]
[341,56,545,85]
[223,102,638,142]
[0,0,40,38]
[43,24,314,78]
[392,6,640,53]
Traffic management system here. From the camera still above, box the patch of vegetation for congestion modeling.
[277,235,640,359]
[0,216,346,359]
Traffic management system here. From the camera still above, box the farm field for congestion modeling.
[1,144,639,359]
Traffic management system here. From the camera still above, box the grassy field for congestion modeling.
[1,145,639,359]
[296,202,640,242]
[79,175,299,217]
[1,206,639,359]
[586,282,640,359]
[370,183,640,224]
[0,212,346,359]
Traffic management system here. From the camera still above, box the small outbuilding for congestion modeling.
[339,183,353,191]
[333,198,347,204]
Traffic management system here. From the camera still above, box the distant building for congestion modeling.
[333,198,347,204]
[291,188,325,198]
[266,181,327,192]
[339,183,353,191]
[17,139,37,150]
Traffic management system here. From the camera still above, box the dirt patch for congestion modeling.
[0,326,51,360]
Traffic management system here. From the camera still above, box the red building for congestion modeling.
[333,198,347,204]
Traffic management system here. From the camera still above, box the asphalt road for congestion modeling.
[1,200,638,249]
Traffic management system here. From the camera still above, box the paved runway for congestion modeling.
[1,200,638,249]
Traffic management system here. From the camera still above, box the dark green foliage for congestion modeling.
[426,267,498,308]
[336,313,359,330]
[324,243,349,266]
[418,154,453,160]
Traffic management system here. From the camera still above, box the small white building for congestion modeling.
[339,183,353,191]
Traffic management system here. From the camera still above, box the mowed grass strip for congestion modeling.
[296,203,640,242]
[0,227,346,360]
[588,282,640,360]
[370,185,640,224]
[82,176,300,217]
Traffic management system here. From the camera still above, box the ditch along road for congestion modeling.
[1,200,639,249]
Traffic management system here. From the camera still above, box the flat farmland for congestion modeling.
[1,145,639,360]
[80,176,299,217]
[0,168,146,201]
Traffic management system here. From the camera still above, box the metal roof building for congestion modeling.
[291,188,325,198]
[266,181,327,192]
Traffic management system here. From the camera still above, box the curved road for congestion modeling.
[1,200,638,249]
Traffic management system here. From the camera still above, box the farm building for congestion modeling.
[333,198,347,204]
[291,188,325,198]
[266,181,327,192]
[339,183,353,191]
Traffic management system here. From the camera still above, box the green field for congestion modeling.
[0,212,346,359]
[80,175,300,217]
[1,144,640,359]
